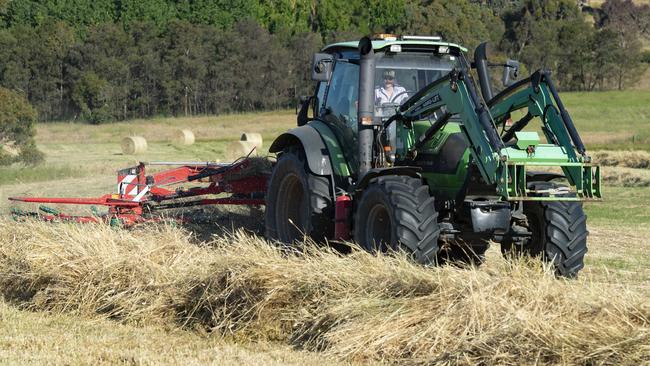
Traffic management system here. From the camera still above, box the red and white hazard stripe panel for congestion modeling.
[118,174,150,202]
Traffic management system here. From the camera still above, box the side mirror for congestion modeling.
[502,59,519,87]
[312,53,333,82]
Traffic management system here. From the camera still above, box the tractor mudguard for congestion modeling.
[269,121,353,183]
[269,125,333,176]
[355,167,422,191]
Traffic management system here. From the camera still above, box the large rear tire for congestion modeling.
[502,198,588,278]
[265,148,333,243]
[353,176,440,264]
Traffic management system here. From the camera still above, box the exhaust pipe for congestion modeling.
[474,42,493,101]
[357,36,375,178]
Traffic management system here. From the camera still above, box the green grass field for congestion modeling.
[0,90,648,364]
[563,90,650,150]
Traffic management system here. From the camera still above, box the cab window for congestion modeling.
[323,61,359,131]
[321,60,360,173]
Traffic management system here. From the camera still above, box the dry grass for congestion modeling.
[35,111,294,145]
[581,131,637,146]
[587,0,650,7]
[0,301,342,366]
[589,150,650,186]
[584,226,650,292]
[593,150,650,169]
[0,220,647,365]
[633,67,650,90]
[600,166,650,187]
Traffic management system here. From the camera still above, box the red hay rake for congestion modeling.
[9,154,269,227]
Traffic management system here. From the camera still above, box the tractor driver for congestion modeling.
[375,69,408,105]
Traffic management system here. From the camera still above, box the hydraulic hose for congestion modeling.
[410,112,452,153]
[502,112,533,143]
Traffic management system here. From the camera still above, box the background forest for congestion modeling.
[0,0,648,123]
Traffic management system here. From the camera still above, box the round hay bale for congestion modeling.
[240,132,263,150]
[173,129,195,146]
[121,136,147,155]
[1,142,20,157]
[225,141,258,161]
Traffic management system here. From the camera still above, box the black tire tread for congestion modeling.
[354,176,441,265]
[541,200,589,277]
[265,147,333,243]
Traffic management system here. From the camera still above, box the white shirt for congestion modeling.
[375,85,408,105]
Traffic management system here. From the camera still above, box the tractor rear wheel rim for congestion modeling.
[276,173,306,242]
[366,204,392,251]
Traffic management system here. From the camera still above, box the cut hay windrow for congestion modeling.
[601,166,650,187]
[592,150,650,169]
[222,156,273,182]
[0,220,647,365]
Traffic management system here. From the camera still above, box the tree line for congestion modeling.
[0,0,647,124]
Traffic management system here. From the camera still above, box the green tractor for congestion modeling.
[265,35,600,277]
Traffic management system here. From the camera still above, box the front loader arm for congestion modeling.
[397,69,505,186]
[392,68,601,201]
[488,70,585,159]
[487,70,593,190]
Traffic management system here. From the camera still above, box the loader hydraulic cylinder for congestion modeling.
[542,72,587,156]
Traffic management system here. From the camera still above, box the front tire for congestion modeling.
[353,176,440,264]
[265,148,333,243]
[502,199,588,278]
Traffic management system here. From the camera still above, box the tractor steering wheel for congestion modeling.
[391,90,412,104]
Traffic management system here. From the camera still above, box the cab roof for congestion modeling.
[322,39,468,54]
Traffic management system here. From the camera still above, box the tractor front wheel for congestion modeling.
[502,199,588,278]
[265,148,332,243]
[353,176,440,265]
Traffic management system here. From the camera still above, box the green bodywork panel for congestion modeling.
[410,122,470,200]
[308,120,352,181]
[514,131,540,149]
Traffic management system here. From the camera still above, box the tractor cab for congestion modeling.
[304,35,467,178]
[311,34,465,123]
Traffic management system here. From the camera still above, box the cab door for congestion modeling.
[318,59,360,176]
